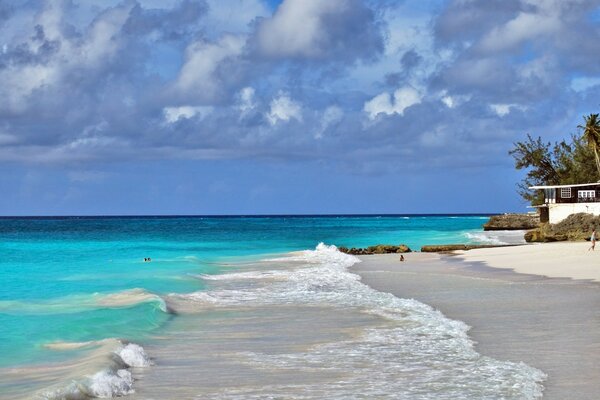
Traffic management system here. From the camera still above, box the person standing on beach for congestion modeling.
[589,229,596,251]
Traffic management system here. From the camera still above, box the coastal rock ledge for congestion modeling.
[483,213,539,231]
[525,213,600,242]
[338,244,411,255]
[420,244,514,252]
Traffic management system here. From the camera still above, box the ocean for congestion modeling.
[0,215,542,399]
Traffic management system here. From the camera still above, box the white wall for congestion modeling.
[548,203,600,224]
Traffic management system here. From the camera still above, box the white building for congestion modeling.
[530,182,600,224]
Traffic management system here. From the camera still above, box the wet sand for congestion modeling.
[352,253,600,399]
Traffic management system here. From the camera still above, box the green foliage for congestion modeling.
[578,113,600,178]
[510,132,598,206]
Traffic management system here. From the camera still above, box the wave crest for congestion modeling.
[0,288,170,316]
[36,340,151,399]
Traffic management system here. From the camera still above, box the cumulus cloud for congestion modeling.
[163,106,213,122]
[364,86,422,119]
[254,0,383,62]
[267,92,303,125]
[0,1,135,113]
[173,34,245,103]
[237,87,257,115]
[0,0,597,180]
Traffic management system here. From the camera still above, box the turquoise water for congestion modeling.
[0,215,492,369]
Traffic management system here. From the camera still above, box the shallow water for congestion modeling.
[0,215,532,398]
[127,245,544,399]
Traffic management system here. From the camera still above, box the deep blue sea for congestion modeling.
[0,215,539,399]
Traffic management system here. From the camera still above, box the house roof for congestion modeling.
[529,182,600,190]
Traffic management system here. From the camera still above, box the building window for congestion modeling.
[560,187,572,198]
[579,190,596,198]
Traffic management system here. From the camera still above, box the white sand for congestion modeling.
[456,242,600,282]
[353,253,600,399]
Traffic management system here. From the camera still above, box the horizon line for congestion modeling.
[0,213,501,219]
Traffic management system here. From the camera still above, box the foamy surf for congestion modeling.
[465,230,527,245]
[32,340,152,400]
[160,243,546,399]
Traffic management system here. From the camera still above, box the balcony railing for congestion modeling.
[577,197,598,203]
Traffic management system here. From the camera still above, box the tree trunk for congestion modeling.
[594,146,600,180]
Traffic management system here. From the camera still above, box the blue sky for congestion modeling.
[1,0,600,215]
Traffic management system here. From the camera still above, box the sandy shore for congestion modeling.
[352,250,600,399]
[456,242,600,282]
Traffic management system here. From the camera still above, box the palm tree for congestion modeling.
[578,113,600,180]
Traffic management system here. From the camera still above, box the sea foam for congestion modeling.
[465,230,527,245]
[36,340,151,400]
[170,242,546,399]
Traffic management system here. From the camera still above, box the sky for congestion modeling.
[1,0,600,215]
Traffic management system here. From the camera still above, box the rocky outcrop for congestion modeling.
[338,244,411,255]
[525,213,600,242]
[483,213,539,231]
[420,244,514,253]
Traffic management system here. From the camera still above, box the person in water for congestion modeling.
[589,229,596,251]
[399,254,405,262]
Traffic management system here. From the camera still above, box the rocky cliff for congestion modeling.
[525,213,599,242]
[483,213,539,231]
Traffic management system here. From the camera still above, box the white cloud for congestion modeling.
[267,92,303,125]
[256,0,356,58]
[315,105,343,139]
[257,0,341,57]
[174,34,245,101]
[571,76,600,92]
[490,103,525,117]
[441,96,455,108]
[0,1,134,113]
[479,12,561,52]
[439,91,470,109]
[163,106,213,123]
[205,0,270,34]
[237,87,256,115]
[364,86,422,119]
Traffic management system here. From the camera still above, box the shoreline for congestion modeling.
[352,251,600,399]
[455,241,600,282]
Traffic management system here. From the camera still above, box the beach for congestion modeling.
[353,248,600,399]
[457,242,600,282]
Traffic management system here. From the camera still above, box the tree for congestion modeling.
[509,134,564,205]
[510,133,598,206]
[578,113,600,180]
[511,112,600,206]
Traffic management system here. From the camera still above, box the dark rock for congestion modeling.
[525,213,600,242]
[483,213,539,231]
[420,244,516,253]
[339,244,412,255]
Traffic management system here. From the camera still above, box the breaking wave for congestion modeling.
[35,339,151,399]
[464,230,527,246]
